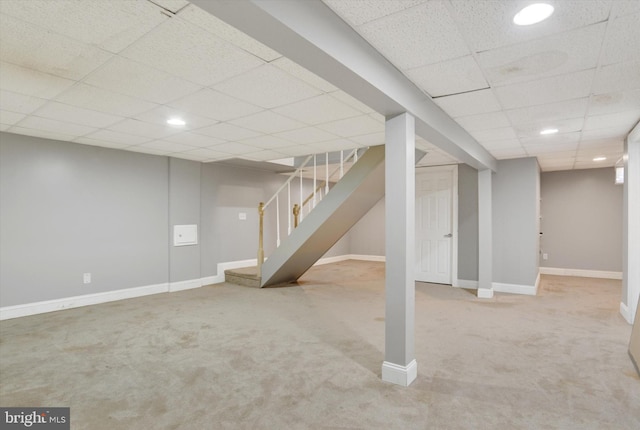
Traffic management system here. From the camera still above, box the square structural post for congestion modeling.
[382,112,417,386]
[478,168,493,298]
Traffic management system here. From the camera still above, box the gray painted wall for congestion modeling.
[169,158,201,283]
[0,133,169,306]
[349,197,385,256]
[541,167,623,272]
[458,164,479,281]
[492,157,540,286]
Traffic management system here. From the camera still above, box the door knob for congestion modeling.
[444,233,452,238]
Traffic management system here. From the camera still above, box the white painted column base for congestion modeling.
[381,360,417,386]
[477,288,494,299]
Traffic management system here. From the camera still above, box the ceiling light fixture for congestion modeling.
[593,156,607,162]
[167,118,186,126]
[540,128,559,135]
[513,3,555,26]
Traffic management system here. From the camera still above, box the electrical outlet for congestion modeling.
[542,253,548,260]
[83,273,91,284]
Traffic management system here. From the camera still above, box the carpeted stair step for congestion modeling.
[225,266,261,288]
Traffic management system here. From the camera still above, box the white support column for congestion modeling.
[622,126,640,324]
[478,168,493,299]
[382,112,417,387]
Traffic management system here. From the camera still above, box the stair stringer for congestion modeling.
[260,145,385,287]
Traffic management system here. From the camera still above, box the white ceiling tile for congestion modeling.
[208,142,262,155]
[469,127,517,143]
[489,147,528,159]
[84,129,151,146]
[120,17,264,87]
[138,140,197,153]
[108,119,181,140]
[610,0,640,18]
[449,0,611,51]
[272,57,337,92]
[455,111,511,131]
[134,105,217,130]
[323,0,427,26]
[54,83,159,117]
[524,141,579,154]
[230,111,305,134]
[0,90,47,114]
[178,148,234,160]
[515,117,585,138]
[277,145,317,157]
[243,150,288,162]
[433,89,502,117]
[275,126,337,145]
[328,91,374,114]
[407,55,488,97]
[0,109,25,125]
[193,123,260,141]
[33,102,124,128]
[504,98,589,125]
[574,160,616,169]
[83,56,201,104]
[0,0,169,53]
[17,116,96,137]
[273,94,361,125]
[306,139,361,153]
[150,0,189,13]
[581,127,629,141]
[0,14,112,80]
[600,13,640,65]
[480,139,523,150]
[575,148,623,161]
[169,152,211,162]
[0,61,75,99]
[589,90,640,116]
[168,89,263,122]
[477,23,605,86]
[238,135,294,149]
[358,1,469,69]
[163,132,225,148]
[584,110,640,132]
[521,131,582,146]
[73,137,131,150]
[178,4,281,62]
[536,152,578,161]
[7,126,78,142]
[592,61,640,95]
[494,69,595,109]
[578,137,623,150]
[317,115,383,138]
[350,132,386,146]
[213,64,322,109]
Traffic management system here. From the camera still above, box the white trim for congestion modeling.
[0,283,168,321]
[477,288,494,298]
[210,259,259,284]
[456,279,478,289]
[169,278,202,292]
[539,267,622,280]
[381,359,417,387]
[200,275,219,287]
[620,302,633,324]
[314,255,351,265]
[492,281,537,296]
[347,254,386,262]
[535,271,541,295]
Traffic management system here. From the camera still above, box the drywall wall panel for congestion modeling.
[458,163,479,281]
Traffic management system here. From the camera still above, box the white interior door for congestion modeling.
[416,168,454,284]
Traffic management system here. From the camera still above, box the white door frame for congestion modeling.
[415,164,458,286]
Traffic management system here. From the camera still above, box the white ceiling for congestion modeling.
[0,0,638,172]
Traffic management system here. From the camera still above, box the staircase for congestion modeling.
[225,145,385,288]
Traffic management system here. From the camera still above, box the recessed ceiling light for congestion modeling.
[540,128,559,135]
[593,156,607,162]
[167,118,186,126]
[513,3,555,26]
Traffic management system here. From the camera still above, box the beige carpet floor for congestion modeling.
[1,260,638,429]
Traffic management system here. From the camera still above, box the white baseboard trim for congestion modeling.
[477,288,494,299]
[535,271,541,295]
[0,283,168,321]
[314,255,351,265]
[620,302,633,324]
[210,259,259,284]
[381,359,417,387]
[539,267,622,280]
[169,278,202,292]
[348,254,386,262]
[493,281,537,296]
[456,279,479,289]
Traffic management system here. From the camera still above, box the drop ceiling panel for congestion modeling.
[8,126,78,142]
[277,145,317,157]
[610,0,640,18]
[134,105,218,130]
[592,61,640,95]
[329,90,375,114]
[317,114,383,138]
[193,123,260,141]
[119,17,264,87]
[0,15,112,81]
[600,13,640,65]
[137,140,197,153]
[480,139,523,150]
[323,0,427,27]
[150,0,189,13]
[177,147,233,161]
[213,64,322,109]
[168,88,262,122]
[83,56,201,104]
[72,137,131,150]
[477,23,605,87]
[230,111,305,134]
[0,110,25,125]
[515,117,585,138]
[581,127,631,141]
[0,61,75,99]
[243,149,288,162]
[357,1,469,69]
[0,0,168,54]
[32,101,124,129]
[350,132,386,146]
[272,57,337,93]
[494,69,594,109]
[523,141,579,154]
[208,141,261,155]
[449,0,612,52]
[273,94,362,125]
[15,116,96,137]
[583,110,640,132]
[521,131,581,146]
[163,132,225,148]
[84,129,151,146]
[54,83,159,117]
[455,111,511,132]
[489,147,528,159]
[589,90,640,116]
[274,127,337,145]
[0,90,47,114]
[504,98,589,125]
[407,55,488,97]
[306,138,362,153]
[108,119,181,140]
[469,127,517,143]
[239,135,294,150]
[433,89,502,118]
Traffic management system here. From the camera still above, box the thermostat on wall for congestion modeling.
[173,224,198,246]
